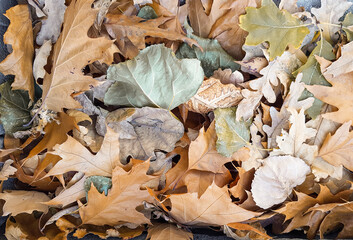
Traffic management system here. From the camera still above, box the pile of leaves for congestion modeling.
[0,0,353,239]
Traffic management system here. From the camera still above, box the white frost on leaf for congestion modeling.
[251,155,310,209]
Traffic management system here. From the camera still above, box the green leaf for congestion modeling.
[294,39,335,118]
[176,23,239,77]
[343,13,353,42]
[104,44,204,110]
[214,108,251,157]
[0,80,32,134]
[137,6,158,20]
[239,0,310,61]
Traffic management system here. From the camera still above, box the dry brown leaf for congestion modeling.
[229,168,255,203]
[42,0,113,112]
[0,160,17,181]
[46,127,121,177]
[0,191,50,216]
[147,223,193,240]
[208,0,261,59]
[227,222,271,239]
[0,5,34,100]
[104,13,198,58]
[169,182,260,226]
[305,56,353,124]
[33,40,52,82]
[185,78,243,114]
[319,121,353,171]
[79,160,158,226]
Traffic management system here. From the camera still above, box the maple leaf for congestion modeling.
[0,5,34,100]
[41,0,113,112]
[305,56,353,124]
[0,191,50,216]
[239,0,310,60]
[79,160,158,226]
[104,45,204,110]
[46,127,121,177]
[319,121,353,171]
[185,77,243,114]
[146,223,193,240]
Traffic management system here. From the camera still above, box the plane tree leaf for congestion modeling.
[104,44,204,110]
[239,0,310,60]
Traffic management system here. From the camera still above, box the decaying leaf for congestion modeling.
[0,5,34,99]
[185,77,242,113]
[104,44,204,110]
[239,0,310,60]
[251,155,311,209]
[33,40,52,81]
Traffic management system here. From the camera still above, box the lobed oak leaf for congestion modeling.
[251,155,311,209]
[46,127,121,177]
[169,182,260,226]
[146,223,193,240]
[239,0,310,60]
[0,5,34,100]
[185,77,242,114]
[319,121,353,171]
[41,0,113,112]
[0,191,50,216]
[79,160,158,226]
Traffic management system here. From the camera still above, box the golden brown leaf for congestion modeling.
[42,0,113,112]
[147,223,193,240]
[0,5,34,99]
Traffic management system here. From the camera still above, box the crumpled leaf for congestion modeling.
[0,191,50,216]
[176,24,239,77]
[0,81,32,134]
[249,51,302,103]
[104,44,203,110]
[42,0,113,112]
[294,39,335,118]
[251,155,310,209]
[185,77,243,113]
[46,127,121,177]
[319,121,353,171]
[36,0,67,45]
[236,89,262,122]
[306,56,353,124]
[79,160,158,226]
[169,182,260,226]
[0,5,34,100]
[214,108,251,157]
[325,40,353,77]
[239,0,310,60]
[106,107,184,162]
[33,40,52,81]
[146,223,193,240]
[0,160,17,181]
[311,0,353,42]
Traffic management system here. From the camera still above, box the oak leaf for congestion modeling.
[41,0,113,112]
[185,77,242,114]
[46,127,121,177]
[0,160,17,181]
[79,160,158,226]
[33,40,52,81]
[0,191,50,216]
[239,0,310,60]
[146,223,193,240]
[0,5,34,100]
[169,182,260,226]
[325,40,353,77]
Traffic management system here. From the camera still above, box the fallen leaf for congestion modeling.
[0,191,50,216]
[325,40,353,77]
[46,127,120,177]
[227,222,271,239]
[0,4,34,99]
[41,0,113,112]
[33,40,52,81]
[36,0,67,45]
[235,89,262,122]
[319,121,353,171]
[79,161,158,226]
[104,44,203,110]
[214,108,251,157]
[146,223,193,240]
[169,182,260,226]
[251,155,311,209]
[0,160,17,181]
[239,0,310,60]
[185,77,242,114]
[342,12,353,41]
[279,0,300,13]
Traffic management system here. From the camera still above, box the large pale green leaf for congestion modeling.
[214,108,251,157]
[0,80,32,134]
[294,39,335,118]
[176,23,239,77]
[239,0,310,60]
[104,44,204,110]
[343,13,353,42]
